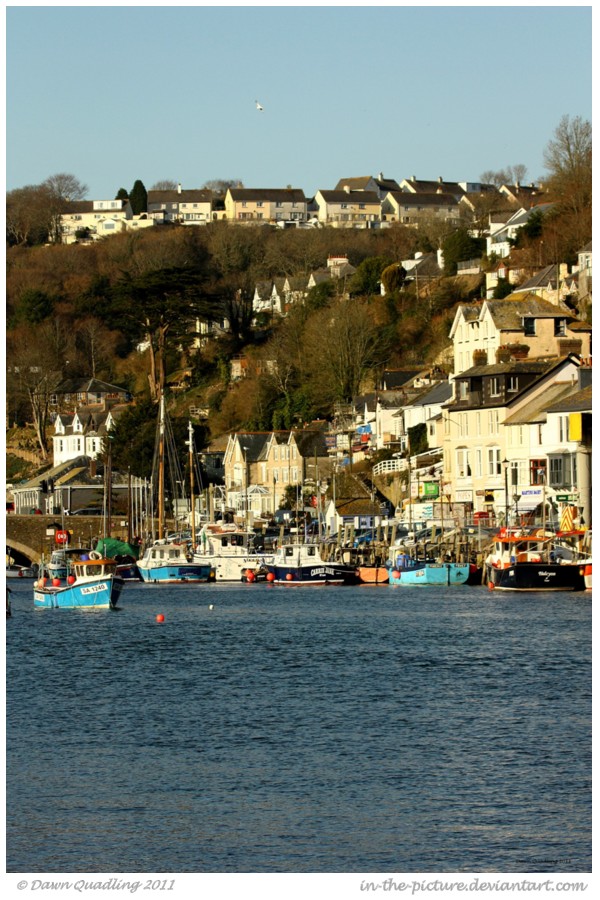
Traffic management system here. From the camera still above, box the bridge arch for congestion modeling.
[6,539,41,566]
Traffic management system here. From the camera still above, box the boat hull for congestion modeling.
[138,564,214,584]
[194,553,274,582]
[357,566,389,584]
[34,576,123,609]
[266,563,360,585]
[486,561,586,592]
[389,563,470,585]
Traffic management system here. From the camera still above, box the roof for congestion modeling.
[410,381,453,407]
[228,188,306,202]
[455,359,555,379]
[381,369,423,389]
[53,377,131,396]
[502,383,577,426]
[147,189,212,203]
[483,295,581,329]
[401,178,465,196]
[316,190,381,204]
[387,191,459,207]
[544,384,592,414]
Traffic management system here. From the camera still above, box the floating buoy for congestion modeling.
[208,604,214,610]
[286,573,294,581]
[156,613,165,623]
[246,571,255,583]
[266,572,275,582]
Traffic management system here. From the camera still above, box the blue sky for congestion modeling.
[5,4,592,199]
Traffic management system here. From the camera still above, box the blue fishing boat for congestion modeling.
[33,555,123,609]
[137,540,214,583]
[388,553,470,586]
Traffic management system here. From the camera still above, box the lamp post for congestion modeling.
[502,458,509,527]
[242,446,250,531]
[513,493,521,528]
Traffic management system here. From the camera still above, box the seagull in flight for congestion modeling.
[255,100,264,111]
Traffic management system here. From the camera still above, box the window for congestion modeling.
[489,377,500,397]
[256,201,263,208]
[456,449,471,478]
[507,376,518,393]
[488,409,499,434]
[530,459,547,485]
[558,415,569,442]
[549,455,576,487]
[476,449,482,477]
[488,447,502,476]
[476,412,481,436]
[459,381,468,399]
[523,317,536,336]
[554,318,567,336]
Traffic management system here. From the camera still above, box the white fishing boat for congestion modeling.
[193,523,274,582]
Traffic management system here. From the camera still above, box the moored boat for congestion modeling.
[357,565,389,584]
[137,541,214,584]
[265,542,360,585]
[33,556,123,609]
[388,553,470,586]
[193,524,274,582]
[485,527,586,592]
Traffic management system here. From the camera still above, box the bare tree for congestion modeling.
[6,184,54,245]
[150,180,179,191]
[543,114,592,217]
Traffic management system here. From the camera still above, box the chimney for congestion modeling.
[438,176,443,184]
[89,459,97,478]
[437,248,444,269]
[411,175,416,182]
[379,172,384,181]
[177,183,182,194]
[344,185,351,193]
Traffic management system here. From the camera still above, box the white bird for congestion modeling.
[255,100,264,111]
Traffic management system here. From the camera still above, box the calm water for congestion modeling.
[6,579,591,874]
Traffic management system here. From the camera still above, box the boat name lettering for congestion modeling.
[538,571,557,578]
[80,584,108,595]
[310,567,337,576]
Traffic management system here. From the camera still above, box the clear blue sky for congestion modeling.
[5,3,592,199]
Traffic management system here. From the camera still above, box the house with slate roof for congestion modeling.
[397,176,466,201]
[312,189,381,228]
[382,191,460,227]
[441,353,585,526]
[147,187,213,225]
[335,173,401,199]
[486,203,555,258]
[50,378,132,413]
[224,188,307,224]
[449,295,591,377]
[59,199,135,244]
[52,407,121,466]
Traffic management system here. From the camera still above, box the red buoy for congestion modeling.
[156,613,165,623]
[286,573,294,581]
[266,572,275,582]
[392,571,400,580]
[67,575,76,585]
[52,577,61,587]
[246,570,255,583]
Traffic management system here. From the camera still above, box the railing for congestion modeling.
[372,458,408,477]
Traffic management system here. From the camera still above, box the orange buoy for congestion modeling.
[286,573,294,581]
[392,570,400,580]
[67,575,76,585]
[266,572,275,582]
[156,613,165,623]
[488,581,495,591]
[52,578,61,587]
[246,570,255,583]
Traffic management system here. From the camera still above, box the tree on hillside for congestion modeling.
[110,265,220,401]
[7,322,68,457]
[129,179,148,215]
[304,299,389,404]
[543,115,591,213]
[6,184,56,246]
[380,262,407,295]
[349,256,392,296]
[441,229,485,275]
[480,164,528,186]
[115,187,129,200]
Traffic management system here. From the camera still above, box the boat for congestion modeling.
[484,527,586,592]
[137,540,214,583]
[46,546,91,580]
[94,537,142,581]
[388,552,470,586]
[357,565,389,584]
[265,542,360,585]
[137,397,214,585]
[193,523,275,582]
[33,553,123,609]
[6,563,37,579]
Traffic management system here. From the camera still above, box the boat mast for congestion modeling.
[157,395,165,541]
[188,420,195,551]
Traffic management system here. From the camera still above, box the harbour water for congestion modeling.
[6,579,591,875]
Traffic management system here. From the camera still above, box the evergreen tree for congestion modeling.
[129,180,148,215]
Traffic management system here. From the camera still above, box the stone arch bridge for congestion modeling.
[5,515,130,566]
